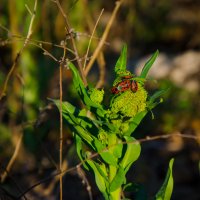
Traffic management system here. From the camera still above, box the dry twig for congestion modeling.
[81,5,106,88]
[17,132,200,199]
[0,134,23,183]
[77,165,93,200]
[83,8,104,69]
[84,0,124,76]
[0,0,38,100]
[54,0,87,86]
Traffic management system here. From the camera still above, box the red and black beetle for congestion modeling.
[111,75,138,94]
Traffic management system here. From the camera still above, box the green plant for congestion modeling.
[53,45,174,200]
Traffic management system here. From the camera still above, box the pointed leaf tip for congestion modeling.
[140,50,159,79]
[155,158,174,200]
[115,44,128,74]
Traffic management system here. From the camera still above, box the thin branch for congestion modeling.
[17,165,76,199]
[0,166,27,200]
[0,134,23,183]
[0,23,13,36]
[59,63,63,200]
[54,0,88,86]
[57,31,68,200]
[77,165,93,200]
[17,132,199,198]
[83,9,104,69]
[0,24,76,54]
[95,52,106,88]
[84,0,124,76]
[25,4,33,16]
[80,0,106,88]
[24,0,38,47]
[0,0,38,100]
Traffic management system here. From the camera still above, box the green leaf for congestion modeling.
[94,162,108,181]
[155,158,174,200]
[140,50,159,79]
[75,134,89,170]
[149,89,167,103]
[68,62,106,118]
[87,160,107,193]
[110,166,126,192]
[94,139,118,166]
[124,110,148,136]
[120,136,141,173]
[51,99,99,146]
[148,89,169,110]
[115,44,127,74]
[53,101,94,146]
[107,134,123,159]
[50,99,77,125]
[113,142,123,159]
[73,125,95,148]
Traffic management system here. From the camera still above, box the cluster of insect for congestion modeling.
[111,75,138,94]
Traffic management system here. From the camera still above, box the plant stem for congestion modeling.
[109,165,121,200]
[84,0,123,76]
[59,64,63,200]
[0,0,38,99]
[110,188,121,200]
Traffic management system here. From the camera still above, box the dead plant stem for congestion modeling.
[58,39,68,200]
[83,8,104,69]
[55,0,87,86]
[17,132,199,198]
[0,0,38,100]
[59,64,63,200]
[1,134,23,183]
[84,0,123,76]
[81,0,106,88]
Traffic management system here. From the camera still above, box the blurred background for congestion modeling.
[0,0,199,199]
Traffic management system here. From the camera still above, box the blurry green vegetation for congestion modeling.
[158,80,200,133]
[136,79,200,138]
[0,0,199,199]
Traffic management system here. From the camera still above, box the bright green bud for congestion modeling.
[110,84,147,118]
[88,88,104,105]
[98,128,108,145]
[110,119,122,130]
[120,122,129,133]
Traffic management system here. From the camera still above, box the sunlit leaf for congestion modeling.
[73,125,94,148]
[140,50,159,79]
[149,89,168,104]
[87,160,107,193]
[155,158,174,200]
[110,166,126,192]
[124,110,148,136]
[51,98,99,136]
[120,136,141,173]
[94,162,108,181]
[115,44,127,74]
[107,134,123,159]
[94,139,118,166]
[75,134,89,170]
[68,62,106,118]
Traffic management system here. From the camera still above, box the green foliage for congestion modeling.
[110,166,126,192]
[139,50,159,79]
[115,44,127,75]
[155,159,174,200]
[110,85,147,118]
[53,45,174,200]
[120,136,141,173]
